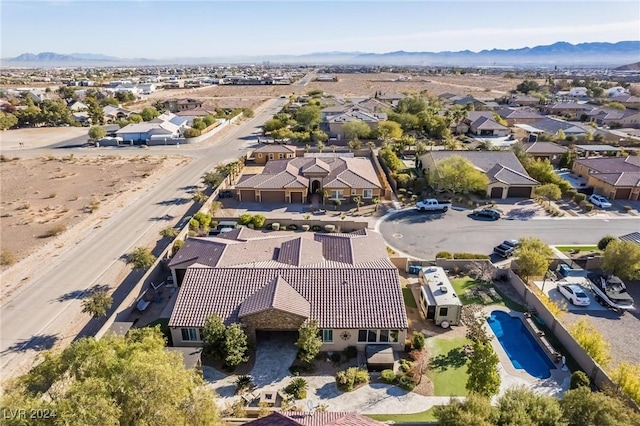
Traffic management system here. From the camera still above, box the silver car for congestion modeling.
[557,284,591,306]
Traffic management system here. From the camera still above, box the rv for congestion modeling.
[417,267,462,328]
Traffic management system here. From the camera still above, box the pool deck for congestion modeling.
[483,306,571,398]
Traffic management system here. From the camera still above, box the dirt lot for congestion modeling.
[0,154,184,273]
[0,127,88,150]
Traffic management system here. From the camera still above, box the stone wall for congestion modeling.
[240,309,307,343]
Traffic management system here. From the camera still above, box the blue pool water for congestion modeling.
[487,311,555,379]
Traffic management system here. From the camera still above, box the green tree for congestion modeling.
[202,170,224,188]
[263,118,286,132]
[201,315,226,360]
[126,247,156,270]
[295,319,322,363]
[140,107,160,121]
[379,146,404,172]
[193,212,212,229]
[602,101,626,111]
[611,362,640,405]
[192,190,208,204]
[433,393,494,426]
[395,94,427,115]
[295,105,321,131]
[81,290,113,318]
[560,386,640,426]
[348,138,362,151]
[0,328,222,425]
[128,113,143,124]
[516,80,540,94]
[376,120,403,140]
[88,125,106,140]
[160,227,179,238]
[343,120,372,140]
[496,386,564,426]
[429,155,489,194]
[387,112,420,132]
[534,183,562,206]
[15,105,41,127]
[114,91,136,103]
[353,196,363,211]
[601,239,640,281]
[569,318,611,366]
[0,111,18,130]
[513,237,554,282]
[223,324,249,369]
[597,235,617,251]
[38,99,73,126]
[466,340,501,397]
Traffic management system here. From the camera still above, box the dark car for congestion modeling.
[470,208,502,220]
[493,239,519,258]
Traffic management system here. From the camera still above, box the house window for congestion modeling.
[379,330,389,342]
[351,189,357,196]
[278,153,284,159]
[331,190,343,200]
[269,154,274,160]
[379,330,400,343]
[319,329,333,343]
[439,307,449,317]
[363,189,373,199]
[181,328,200,342]
[357,329,378,342]
[258,153,262,158]
[389,330,399,343]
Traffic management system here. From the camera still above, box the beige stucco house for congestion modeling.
[572,156,640,200]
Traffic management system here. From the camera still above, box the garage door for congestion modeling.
[290,192,303,203]
[614,188,632,200]
[507,186,532,198]
[239,190,255,202]
[490,187,503,198]
[260,191,286,203]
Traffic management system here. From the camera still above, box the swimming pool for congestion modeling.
[487,311,555,379]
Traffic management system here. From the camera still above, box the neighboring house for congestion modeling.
[572,156,640,200]
[138,83,156,95]
[151,111,189,129]
[174,106,218,117]
[522,141,568,165]
[420,150,539,198]
[544,102,594,119]
[469,116,509,137]
[495,108,545,126]
[586,108,640,128]
[327,108,387,140]
[72,111,90,126]
[527,117,590,138]
[356,98,390,114]
[574,144,622,158]
[252,144,298,165]
[103,105,133,122]
[167,229,408,351]
[609,95,640,109]
[566,87,589,98]
[67,100,88,112]
[245,412,385,426]
[236,156,382,204]
[162,98,204,113]
[315,74,338,82]
[320,104,349,121]
[509,95,542,107]
[115,121,181,143]
[606,87,629,97]
[374,92,407,106]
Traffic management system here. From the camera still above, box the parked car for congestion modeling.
[416,199,452,212]
[470,208,502,220]
[557,283,591,306]
[493,239,519,258]
[588,194,612,209]
[177,215,193,229]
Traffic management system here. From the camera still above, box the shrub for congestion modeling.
[330,352,341,364]
[288,361,316,375]
[598,235,617,251]
[573,193,587,203]
[623,205,633,212]
[570,371,590,389]
[280,225,288,231]
[42,224,66,238]
[183,128,201,138]
[381,369,395,384]
[343,346,358,360]
[453,253,491,259]
[234,375,254,395]
[335,367,370,392]
[564,188,578,199]
[412,333,426,351]
[272,223,280,231]
[251,214,266,229]
[324,224,335,233]
[435,251,453,259]
[172,240,184,257]
[285,377,308,399]
[238,213,253,226]
[397,375,416,391]
[288,224,298,231]
[400,359,414,373]
[302,224,310,232]
[584,203,594,212]
[312,225,321,232]
[0,249,16,266]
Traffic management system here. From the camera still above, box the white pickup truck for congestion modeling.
[415,199,452,212]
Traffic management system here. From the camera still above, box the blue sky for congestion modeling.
[2,1,639,58]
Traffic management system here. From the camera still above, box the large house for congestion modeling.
[236,156,382,204]
[115,112,187,143]
[522,141,568,165]
[454,111,509,137]
[420,151,538,198]
[162,98,204,113]
[572,156,640,200]
[252,144,298,165]
[585,108,640,128]
[167,229,408,351]
[495,108,545,126]
[327,108,387,140]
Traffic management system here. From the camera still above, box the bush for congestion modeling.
[238,214,253,226]
[343,346,358,360]
[335,367,369,392]
[0,249,16,266]
[623,205,633,212]
[400,359,414,373]
[183,128,201,138]
[324,224,335,233]
[381,369,395,384]
[573,193,587,204]
[302,224,310,232]
[172,240,184,257]
[288,224,298,231]
[272,223,280,231]
[285,377,308,399]
[330,352,341,364]
[250,214,266,229]
[435,251,453,259]
[412,333,426,351]
[564,188,578,199]
[570,371,590,389]
[288,361,315,375]
[584,203,594,212]
[312,225,321,232]
[234,375,255,395]
[453,253,491,259]
[42,224,67,238]
[598,235,617,251]
[397,375,416,391]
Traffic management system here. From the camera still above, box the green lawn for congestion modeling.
[427,336,470,397]
[368,408,437,423]
[555,245,599,253]
[402,286,418,309]
[451,276,525,312]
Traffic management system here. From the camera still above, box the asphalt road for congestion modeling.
[0,98,287,381]
[378,208,640,260]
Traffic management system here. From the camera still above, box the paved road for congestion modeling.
[378,208,639,260]
[0,98,287,381]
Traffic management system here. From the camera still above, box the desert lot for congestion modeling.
[0,127,88,150]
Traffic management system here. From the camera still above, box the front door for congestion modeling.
[311,180,321,194]
[426,305,436,320]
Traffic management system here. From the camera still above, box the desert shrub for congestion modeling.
[280,225,288,231]
[312,225,322,232]
[42,224,66,238]
[598,235,617,251]
[381,369,396,384]
[412,333,426,350]
[435,251,453,259]
[408,349,424,362]
[172,240,184,257]
[623,205,633,212]
[238,214,253,226]
[397,375,416,391]
[453,253,491,259]
[234,375,255,395]
[251,214,266,229]
[343,346,358,360]
[335,367,369,392]
[0,249,16,266]
[285,377,308,399]
[570,371,590,389]
[183,128,201,138]
[564,188,578,199]
[288,360,315,375]
[584,203,594,212]
[288,224,298,231]
[573,193,587,203]
[400,359,414,373]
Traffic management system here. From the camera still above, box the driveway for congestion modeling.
[377,207,640,260]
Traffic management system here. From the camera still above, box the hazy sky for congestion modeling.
[2,1,639,58]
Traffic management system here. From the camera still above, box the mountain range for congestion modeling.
[3,41,639,67]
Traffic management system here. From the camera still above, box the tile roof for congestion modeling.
[495,108,544,120]
[529,118,588,135]
[522,141,568,154]
[620,232,640,245]
[168,230,407,330]
[589,172,640,187]
[238,276,311,319]
[573,156,640,174]
[244,412,386,426]
[471,116,508,131]
[254,144,298,154]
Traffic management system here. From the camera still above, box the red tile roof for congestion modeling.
[238,276,311,319]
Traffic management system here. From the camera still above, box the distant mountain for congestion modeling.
[616,61,640,71]
[3,41,639,67]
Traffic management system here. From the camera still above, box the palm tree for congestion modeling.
[353,196,363,211]
[372,197,380,212]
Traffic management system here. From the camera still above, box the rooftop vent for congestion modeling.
[439,286,448,293]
